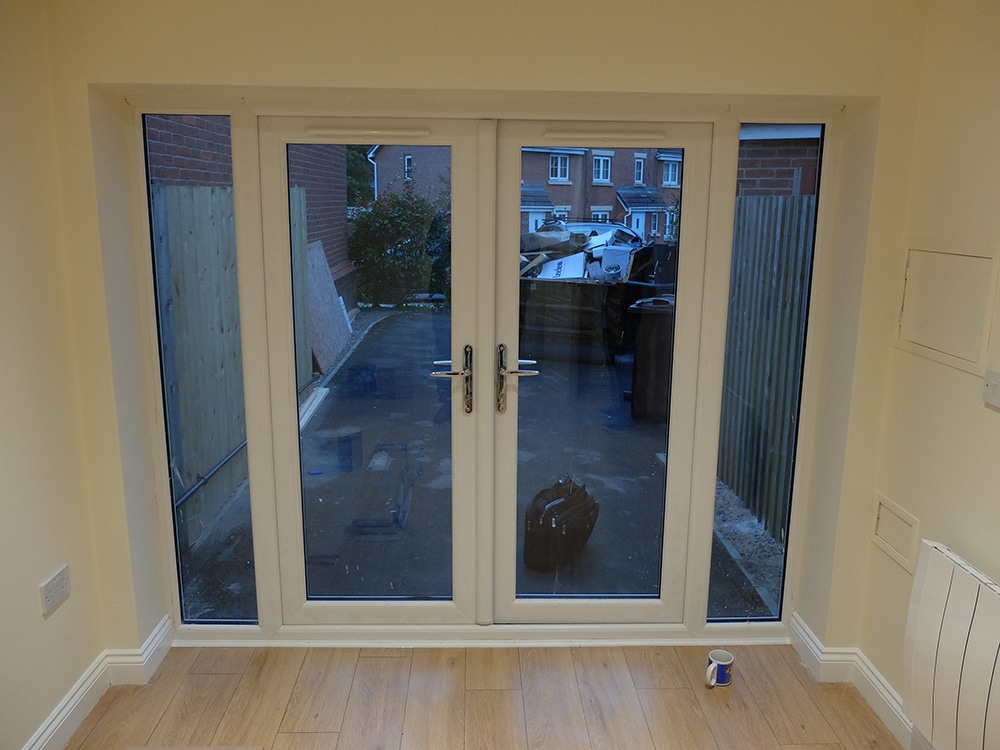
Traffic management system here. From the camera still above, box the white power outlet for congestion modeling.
[40,564,71,616]
[985,369,1000,408]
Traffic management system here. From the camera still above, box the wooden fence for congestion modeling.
[717,195,816,542]
[151,185,248,547]
[289,186,314,394]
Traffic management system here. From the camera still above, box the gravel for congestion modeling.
[713,479,786,611]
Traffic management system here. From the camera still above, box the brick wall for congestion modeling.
[737,138,820,196]
[372,144,452,207]
[144,114,233,186]
[287,144,352,286]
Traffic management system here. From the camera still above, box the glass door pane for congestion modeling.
[494,122,714,624]
[515,153,681,598]
[288,144,454,599]
[259,118,480,625]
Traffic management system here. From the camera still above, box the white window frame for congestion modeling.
[404,153,413,181]
[549,154,570,183]
[591,207,612,222]
[634,154,645,185]
[592,153,612,184]
[662,161,680,187]
[665,206,680,240]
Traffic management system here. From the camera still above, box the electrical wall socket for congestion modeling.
[40,564,71,616]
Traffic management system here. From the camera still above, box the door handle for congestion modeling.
[496,343,539,413]
[431,344,473,413]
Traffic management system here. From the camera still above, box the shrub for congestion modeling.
[349,188,446,307]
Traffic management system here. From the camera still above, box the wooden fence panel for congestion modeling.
[289,186,314,395]
[717,195,816,541]
[151,185,248,546]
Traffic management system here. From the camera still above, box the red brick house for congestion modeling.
[519,147,682,242]
[367,144,452,209]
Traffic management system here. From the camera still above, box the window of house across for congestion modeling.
[663,161,679,187]
[593,154,611,184]
[634,156,645,185]
[549,154,570,183]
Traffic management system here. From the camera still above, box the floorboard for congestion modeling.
[212,648,305,747]
[401,648,465,750]
[146,673,240,746]
[637,688,719,750]
[337,655,411,749]
[519,647,593,750]
[279,648,359,734]
[571,647,655,750]
[465,690,528,750]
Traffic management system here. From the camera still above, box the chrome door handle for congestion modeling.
[431,344,473,413]
[496,343,539,413]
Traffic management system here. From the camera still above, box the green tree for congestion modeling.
[346,145,374,206]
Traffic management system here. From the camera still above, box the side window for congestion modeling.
[709,123,824,620]
[144,114,257,623]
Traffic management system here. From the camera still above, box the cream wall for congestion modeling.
[0,3,108,747]
[7,0,999,746]
[861,0,1000,692]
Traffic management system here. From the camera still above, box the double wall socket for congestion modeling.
[40,563,71,616]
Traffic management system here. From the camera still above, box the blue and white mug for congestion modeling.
[705,649,734,688]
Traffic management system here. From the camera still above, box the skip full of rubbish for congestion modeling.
[520,220,647,284]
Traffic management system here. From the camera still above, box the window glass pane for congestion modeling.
[144,114,256,623]
[516,145,682,597]
[708,124,823,620]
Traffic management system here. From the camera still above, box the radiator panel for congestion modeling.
[910,543,959,739]
[908,540,1000,750]
[958,584,1000,750]
[934,568,979,750]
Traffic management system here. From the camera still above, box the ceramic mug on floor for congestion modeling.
[706,649,734,688]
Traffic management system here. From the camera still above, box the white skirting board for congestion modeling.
[789,611,914,749]
[21,614,172,750]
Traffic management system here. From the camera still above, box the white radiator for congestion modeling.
[907,540,1000,750]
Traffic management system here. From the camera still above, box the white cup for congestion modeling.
[706,648,734,688]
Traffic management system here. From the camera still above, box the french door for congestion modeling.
[257,117,713,627]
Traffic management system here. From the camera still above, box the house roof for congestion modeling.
[521,183,554,210]
[616,186,669,211]
[656,148,683,162]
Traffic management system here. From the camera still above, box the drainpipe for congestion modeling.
[616,189,630,229]
[367,146,379,199]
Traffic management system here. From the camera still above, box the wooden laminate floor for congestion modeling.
[64,644,902,750]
